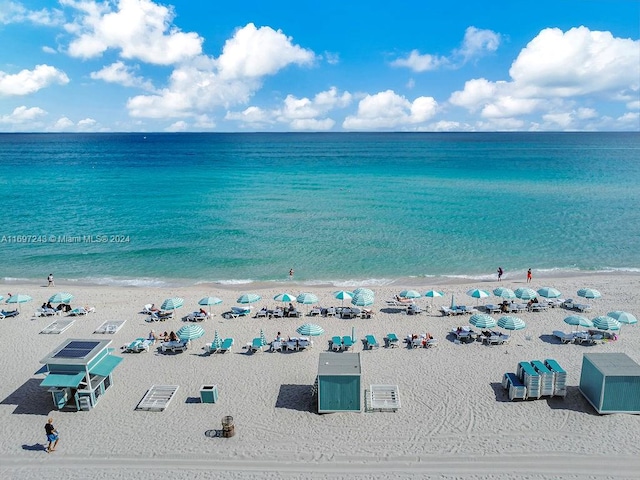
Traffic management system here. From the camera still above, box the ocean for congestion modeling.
[1,132,639,287]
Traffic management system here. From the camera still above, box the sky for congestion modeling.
[0,0,638,132]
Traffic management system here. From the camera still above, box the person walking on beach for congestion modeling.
[47,273,54,287]
[527,268,532,283]
[497,267,503,282]
[44,417,59,453]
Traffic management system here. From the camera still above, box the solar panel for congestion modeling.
[53,340,100,359]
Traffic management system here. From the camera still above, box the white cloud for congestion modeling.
[392,26,501,72]
[42,46,57,54]
[0,105,47,123]
[0,1,64,26]
[216,23,315,79]
[127,23,317,119]
[290,118,335,131]
[449,26,640,126]
[0,64,69,95]
[165,120,188,132]
[627,100,640,110]
[47,116,104,132]
[90,61,155,91]
[49,117,75,131]
[63,0,203,65]
[323,51,340,65]
[225,106,272,124]
[343,90,437,130]
[617,112,639,125]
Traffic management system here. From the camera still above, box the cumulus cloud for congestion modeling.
[47,115,103,132]
[127,23,316,119]
[0,64,69,95]
[90,61,155,91]
[343,90,437,130]
[449,26,640,127]
[0,105,47,124]
[392,26,500,72]
[63,0,203,65]
[0,1,64,26]
[165,120,188,132]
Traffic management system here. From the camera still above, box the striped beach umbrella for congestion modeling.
[607,311,637,326]
[353,288,374,297]
[162,297,184,310]
[237,293,261,304]
[424,290,444,307]
[537,287,562,299]
[564,315,593,330]
[498,316,526,331]
[399,290,421,299]
[296,323,324,336]
[259,329,268,346]
[211,330,223,350]
[6,294,32,305]
[577,288,601,299]
[199,296,222,315]
[48,292,73,304]
[514,288,537,300]
[470,313,496,329]
[592,316,620,331]
[333,290,353,307]
[351,290,374,307]
[274,293,296,303]
[177,324,204,341]
[493,287,515,299]
[296,292,319,305]
[467,289,490,304]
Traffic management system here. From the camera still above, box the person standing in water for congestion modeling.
[289,268,294,280]
[497,267,503,281]
[527,268,532,283]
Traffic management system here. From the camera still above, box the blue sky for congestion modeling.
[0,0,638,132]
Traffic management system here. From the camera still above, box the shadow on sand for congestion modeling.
[1,378,53,415]
[275,384,314,412]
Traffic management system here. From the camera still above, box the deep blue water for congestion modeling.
[1,132,639,286]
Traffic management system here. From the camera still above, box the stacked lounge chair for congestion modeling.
[531,360,555,397]
[517,361,541,399]
[502,372,527,401]
[503,359,567,401]
[544,358,567,397]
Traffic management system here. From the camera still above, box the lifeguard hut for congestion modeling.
[579,353,640,414]
[39,339,123,411]
[315,352,361,413]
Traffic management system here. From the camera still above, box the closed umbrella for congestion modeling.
[514,288,537,300]
[333,290,353,307]
[563,315,593,330]
[399,290,421,299]
[537,287,562,299]
[577,288,601,299]
[296,323,324,336]
[470,313,496,330]
[237,293,261,304]
[6,294,32,311]
[198,296,222,316]
[493,287,515,299]
[259,329,268,346]
[211,330,223,350]
[49,292,73,304]
[177,324,205,341]
[592,316,620,331]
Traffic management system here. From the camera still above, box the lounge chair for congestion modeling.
[385,333,399,348]
[270,340,283,352]
[386,299,413,309]
[254,309,268,318]
[141,304,153,314]
[451,326,477,343]
[124,337,154,353]
[363,334,379,350]
[185,311,209,322]
[34,308,58,317]
[69,306,95,316]
[341,335,354,351]
[219,338,234,353]
[331,336,343,351]
[440,306,459,316]
[94,320,126,334]
[248,337,263,353]
[224,306,252,319]
[406,304,422,315]
[326,307,336,317]
[147,310,173,322]
[160,339,189,353]
[552,330,577,344]
[0,310,19,319]
[485,304,501,314]
[309,307,322,317]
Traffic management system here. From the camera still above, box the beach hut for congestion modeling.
[39,338,123,411]
[316,352,361,413]
[579,353,640,414]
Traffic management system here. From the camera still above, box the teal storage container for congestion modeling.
[200,385,219,404]
[579,353,640,414]
[317,353,361,413]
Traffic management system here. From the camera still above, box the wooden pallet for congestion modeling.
[367,384,400,412]
[136,385,179,412]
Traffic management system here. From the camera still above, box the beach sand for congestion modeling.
[1,273,640,479]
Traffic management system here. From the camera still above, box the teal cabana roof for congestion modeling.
[40,371,86,388]
[90,355,123,377]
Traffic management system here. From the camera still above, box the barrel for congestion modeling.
[222,415,235,438]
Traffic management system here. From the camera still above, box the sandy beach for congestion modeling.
[1,272,640,479]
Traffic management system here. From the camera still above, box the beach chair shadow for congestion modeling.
[1,378,53,415]
[488,382,512,403]
[275,384,315,412]
[539,334,563,344]
[185,396,201,404]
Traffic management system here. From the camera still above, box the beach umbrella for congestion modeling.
[6,294,32,311]
[211,330,223,350]
[399,289,421,299]
[274,293,296,304]
[177,324,204,341]
[493,287,515,299]
[577,288,601,299]
[498,315,526,331]
[592,316,620,331]
[353,288,374,297]
[470,313,497,330]
[351,290,374,307]
[198,296,222,315]
[607,311,637,326]
[333,290,353,307]
[237,293,261,304]
[296,323,324,336]
[48,292,73,304]
[514,288,537,300]
[259,329,268,346]
[466,289,490,304]
[424,290,444,307]
[564,315,593,330]
[161,297,184,318]
[537,287,562,299]
[296,292,318,305]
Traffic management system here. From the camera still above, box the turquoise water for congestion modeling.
[1,132,639,286]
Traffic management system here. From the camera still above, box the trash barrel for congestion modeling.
[222,415,235,437]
